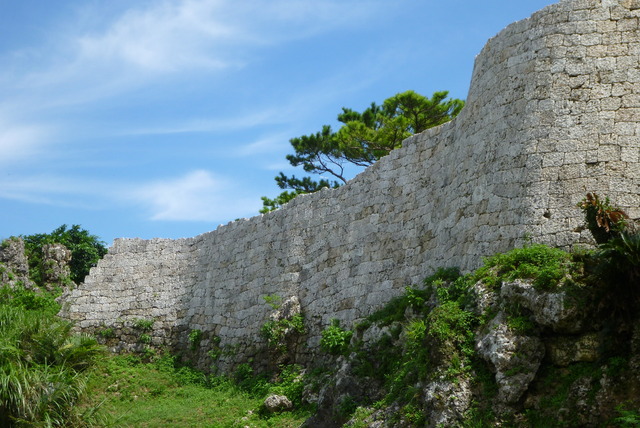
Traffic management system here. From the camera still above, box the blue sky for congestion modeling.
[1,0,557,246]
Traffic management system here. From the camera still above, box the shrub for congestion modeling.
[578,193,640,318]
[595,231,640,317]
[133,318,154,331]
[0,284,61,316]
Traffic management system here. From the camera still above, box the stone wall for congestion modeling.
[60,0,640,371]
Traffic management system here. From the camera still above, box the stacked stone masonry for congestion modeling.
[60,0,640,370]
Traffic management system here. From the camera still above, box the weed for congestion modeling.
[264,294,282,309]
[188,329,202,351]
[404,319,427,351]
[260,314,306,353]
[98,327,115,338]
[614,404,640,427]
[506,314,536,335]
[133,318,154,331]
[320,319,353,355]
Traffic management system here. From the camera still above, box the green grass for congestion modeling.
[80,354,311,427]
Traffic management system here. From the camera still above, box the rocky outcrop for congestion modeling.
[0,237,34,289]
[476,312,545,404]
[500,280,586,333]
[41,243,72,290]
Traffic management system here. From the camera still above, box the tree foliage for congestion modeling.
[261,90,464,212]
[22,224,108,286]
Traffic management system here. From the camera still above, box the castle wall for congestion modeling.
[60,0,640,370]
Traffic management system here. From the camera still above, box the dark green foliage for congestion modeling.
[22,224,108,286]
[526,362,604,426]
[233,362,270,397]
[260,176,340,213]
[261,90,464,212]
[596,232,640,315]
[265,364,305,408]
[133,318,154,331]
[346,272,480,419]
[320,319,353,355]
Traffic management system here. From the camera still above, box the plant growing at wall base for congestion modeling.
[320,319,353,356]
[133,318,154,331]
[260,314,306,353]
[98,327,115,339]
[188,329,203,351]
[0,301,104,426]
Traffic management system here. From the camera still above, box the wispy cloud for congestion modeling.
[128,169,258,221]
[4,0,387,97]
[0,169,259,222]
[122,109,284,136]
[0,0,392,152]
[233,133,290,157]
[0,118,54,166]
[0,174,105,208]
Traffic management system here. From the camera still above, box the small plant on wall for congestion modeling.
[320,319,353,356]
[261,314,305,353]
[188,329,203,351]
[577,193,629,244]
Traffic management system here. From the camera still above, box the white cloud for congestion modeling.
[0,119,52,165]
[75,1,241,74]
[130,170,257,221]
[9,0,386,91]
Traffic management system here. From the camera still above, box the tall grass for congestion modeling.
[0,286,104,427]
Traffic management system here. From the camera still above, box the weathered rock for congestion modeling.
[42,243,72,290]
[264,295,305,369]
[422,378,473,427]
[501,280,586,333]
[263,394,293,413]
[476,312,545,404]
[269,295,301,323]
[546,333,601,366]
[0,237,34,289]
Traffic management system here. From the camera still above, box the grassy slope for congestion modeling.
[79,353,311,427]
